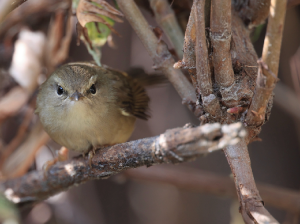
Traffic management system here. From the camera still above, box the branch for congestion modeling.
[211,0,234,88]
[0,0,71,38]
[224,140,279,224]
[0,0,27,24]
[1,121,49,178]
[149,0,184,59]
[194,0,221,116]
[115,0,197,113]
[173,1,197,85]
[0,123,245,203]
[246,0,287,128]
[126,166,300,213]
[0,87,30,125]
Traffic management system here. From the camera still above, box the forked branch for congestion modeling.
[115,0,198,114]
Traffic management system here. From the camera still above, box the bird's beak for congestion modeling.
[70,91,84,101]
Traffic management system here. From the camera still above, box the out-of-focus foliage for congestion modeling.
[73,0,122,65]
[0,194,19,224]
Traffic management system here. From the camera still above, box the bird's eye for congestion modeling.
[90,84,96,94]
[57,85,64,95]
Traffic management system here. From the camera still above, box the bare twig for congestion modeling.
[224,140,279,224]
[45,8,73,74]
[211,0,234,88]
[115,0,197,112]
[194,0,221,116]
[0,123,245,203]
[126,166,300,213]
[0,87,30,125]
[0,105,34,169]
[0,0,71,38]
[149,0,184,59]
[1,121,49,178]
[246,0,287,128]
[174,2,196,86]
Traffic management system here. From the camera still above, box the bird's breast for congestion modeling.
[47,101,136,153]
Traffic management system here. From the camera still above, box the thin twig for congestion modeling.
[115,0,197,112]
[149,0,184,59]
[45,8,73,74]
[224,140,279,224]
[246,0,287,128]
[126,166,300,213]
[0,87,30,125]
[0,123,245,203]
[0,0,71,38]
[173,1,196,85]
[210,0,234,88]
[0,105,34,169]
[1,121,49,178]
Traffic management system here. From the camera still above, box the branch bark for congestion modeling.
[224,140,279,224]
[194,0,221,116]
[211,0,234,88]
[149,0,184,59]
[0,123,245,203]
[246,0,287,128]
[115,0,198,113]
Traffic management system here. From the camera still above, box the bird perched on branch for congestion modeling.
[36,62,165,167]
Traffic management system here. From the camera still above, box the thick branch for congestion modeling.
[224,140,279,224]
[126,166,300,213]
[246,0,287,128]
[149,0,184,59]
[115,0,197,111]
[194,0,221,116]
[211,0,234,88]
[0,123,245,203]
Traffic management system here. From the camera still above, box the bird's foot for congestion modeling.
[88,148,96,168]
[43,147,68,178]
[87,144,111,168]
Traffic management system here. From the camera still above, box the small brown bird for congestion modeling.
[36,62,165,166]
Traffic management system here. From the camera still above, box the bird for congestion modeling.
[36,61,165,167]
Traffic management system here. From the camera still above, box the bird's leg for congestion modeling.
[88,144,111,168]
[43,147,69,177]
[88,147,96,168]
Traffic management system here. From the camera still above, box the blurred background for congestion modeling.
[0,0,300,223]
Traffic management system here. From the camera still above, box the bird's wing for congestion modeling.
[106,67,151,120]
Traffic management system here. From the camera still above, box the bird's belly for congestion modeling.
[49,111,136,153]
